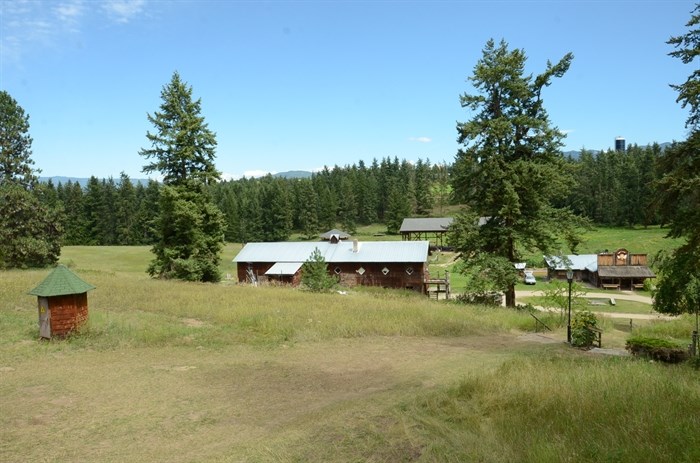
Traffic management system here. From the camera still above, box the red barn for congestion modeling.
[28,265,95,339]
[233,240,430,293]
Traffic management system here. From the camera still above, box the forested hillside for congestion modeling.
[39,144,668,246]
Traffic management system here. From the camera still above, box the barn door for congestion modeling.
[38,297,51,339]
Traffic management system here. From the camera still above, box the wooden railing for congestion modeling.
[530,313,552,333]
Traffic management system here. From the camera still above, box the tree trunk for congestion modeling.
[505,284,516,308]
[506,230,516,307]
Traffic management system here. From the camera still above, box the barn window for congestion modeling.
[334,267,342,275]
[382,267,390,275]
[356,267,365,275]
[405,267,414,275]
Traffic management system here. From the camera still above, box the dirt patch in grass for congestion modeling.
[181,317,206,327]
[1,334,534,462]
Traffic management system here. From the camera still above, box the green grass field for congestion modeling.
[2,242,699,462]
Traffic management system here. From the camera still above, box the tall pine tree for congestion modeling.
[451,40,587,307]
[0,91,62,268]
[654,4,700,316]
[139,72,225,282]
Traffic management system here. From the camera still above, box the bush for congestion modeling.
[625,336,689,363]
[571,310,599,348]
[455,291,502,306]
[515,303,536,312]
[301,247,338,292]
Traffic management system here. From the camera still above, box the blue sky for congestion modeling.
[1,0,695,180]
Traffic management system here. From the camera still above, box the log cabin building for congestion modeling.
[233,240,430,292]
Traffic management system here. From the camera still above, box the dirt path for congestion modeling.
[1,335,531,462]
[515,290,675,320]
[517,290,652,304]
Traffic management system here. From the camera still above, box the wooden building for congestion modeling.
[544,248,655,290]
[234,240,430,293]
[28,265,95,339]
[594,249,655,290]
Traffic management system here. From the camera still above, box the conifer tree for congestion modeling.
[297,179,320,239]
[301,247,337,292]
[139,72,225,282]
[115,173,137,245]
[451,39,587,307]
[654,4,700,316]
[0,91,62,268]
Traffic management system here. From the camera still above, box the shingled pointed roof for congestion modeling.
[319,229,351,240]
[28,265,96,297]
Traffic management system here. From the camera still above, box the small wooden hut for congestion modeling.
[28,265,95,339]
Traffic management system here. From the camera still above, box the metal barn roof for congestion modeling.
[28,265,96,297]
[544,255,598,272]
[265,262,304,276]
[399,218,453,233]
[325,241,430,263]
[234,241,429,264]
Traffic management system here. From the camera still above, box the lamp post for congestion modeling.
[566,269,574,344]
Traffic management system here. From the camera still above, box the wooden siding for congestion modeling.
[334,262,426,292]
[46,293,88,337]
[237,261,427,292]
[597,250,648,266]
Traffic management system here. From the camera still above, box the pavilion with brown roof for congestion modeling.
[399,218,453,248]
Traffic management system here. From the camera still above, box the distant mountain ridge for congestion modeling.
[564,142,672,160]
[39,176,152,188]
[273,170,312,179]
[38,145,673,185]
[39,170,312,187]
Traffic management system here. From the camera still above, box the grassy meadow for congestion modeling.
[2,242,700,462]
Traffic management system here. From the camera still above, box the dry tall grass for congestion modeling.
[1,246,698,462]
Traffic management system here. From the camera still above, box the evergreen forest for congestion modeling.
[37,144,670,247]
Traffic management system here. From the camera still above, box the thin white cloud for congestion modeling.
[561,129,575,135]
[220,172,241,181]
[409,136,432,143]
[243,170,277,178]
[1,0,148,64]
[54,0,85,31]
[1,2,56,61]
[102,0,146,24]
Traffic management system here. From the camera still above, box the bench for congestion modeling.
[632,283,645,290]
[602,284,619,290]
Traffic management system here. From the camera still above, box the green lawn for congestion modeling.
[516,225,682,266]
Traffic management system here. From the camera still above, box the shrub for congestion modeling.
[571,310,599,348]
[455,291,502,306]
[301,247,338,292]
[515,302,536,312]
[625,336,689,363]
